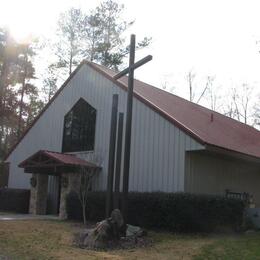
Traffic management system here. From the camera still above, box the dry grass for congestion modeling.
[2,220,260,259]
[0,220,214,260]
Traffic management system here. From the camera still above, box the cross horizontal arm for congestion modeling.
[113,55,153,80]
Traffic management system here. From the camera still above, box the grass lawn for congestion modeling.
[0,220,260,260]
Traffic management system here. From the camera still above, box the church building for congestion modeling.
[5,61,260,216]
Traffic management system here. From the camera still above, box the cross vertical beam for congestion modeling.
[113,34,152,222]
[114,112,124,209]
[106,94,118,217]
[122,35,136,222]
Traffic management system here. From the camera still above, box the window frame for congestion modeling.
[61,98,97,153]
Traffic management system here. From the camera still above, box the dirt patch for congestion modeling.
[74,231,153,251]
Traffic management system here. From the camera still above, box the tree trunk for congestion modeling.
[17,84,25,138]
[0,59,8,156]
[69,39,73,75]
[17,54,28,138]
[69,53,72,75]
[82,201,87,225]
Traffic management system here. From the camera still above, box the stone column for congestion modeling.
[29,174,37,214]
[36,174,49,215]
[59,173,80,219]
[29,173,48,215]
[59,174,69,219]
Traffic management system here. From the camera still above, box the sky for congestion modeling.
[1,0,260,101]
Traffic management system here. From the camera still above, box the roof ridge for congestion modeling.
[44,150,73,155]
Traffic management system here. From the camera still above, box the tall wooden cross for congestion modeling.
[113,34,152,221]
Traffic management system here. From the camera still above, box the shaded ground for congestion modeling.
[0,220,260,259]
[0,212,59,221]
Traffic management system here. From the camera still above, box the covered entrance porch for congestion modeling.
[18,150,100,219]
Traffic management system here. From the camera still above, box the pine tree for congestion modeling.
[0,31,44,159]
[42,64,58,103]
[0,28,19,159]
[88,0,151,70]
[16,43,37,138]
[55,8,85,76]
[51,1,152,76]
[92,0,128,70]
[82,12,103,62]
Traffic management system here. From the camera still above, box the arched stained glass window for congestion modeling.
[62,98,96,152]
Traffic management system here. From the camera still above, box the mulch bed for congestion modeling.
[73,229,153,251]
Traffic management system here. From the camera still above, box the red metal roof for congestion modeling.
[88,62,260,160]
[43,150,99,168]
[19,150,99,169]
[5,60,260,161]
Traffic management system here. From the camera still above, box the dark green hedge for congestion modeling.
[66,191,245,232]
[0,163,9,188]
[0,188,30,213]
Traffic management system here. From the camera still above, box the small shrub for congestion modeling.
[66,191,245,233]
[0,188,30,213]
[66,191,105,221]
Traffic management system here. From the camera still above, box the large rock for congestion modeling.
[126,224,147,237]
[111,209,124,228]
[77,209,125,249]
[75,209,148,250]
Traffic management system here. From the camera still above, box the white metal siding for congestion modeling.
[7,64,204,192]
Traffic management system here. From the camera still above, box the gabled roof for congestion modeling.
[5,60,260,160]
[19,150,100,171]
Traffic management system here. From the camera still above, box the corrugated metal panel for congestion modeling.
[185,152,260,206]
[7,64,204,192]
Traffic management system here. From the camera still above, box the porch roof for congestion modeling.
[18,150,100,174]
